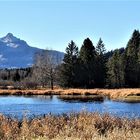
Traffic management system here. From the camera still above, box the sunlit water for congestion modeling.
[0,95,140,119]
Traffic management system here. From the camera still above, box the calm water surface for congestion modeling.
[0,95,140,119]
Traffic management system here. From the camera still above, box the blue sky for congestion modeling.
[0,0,140,52]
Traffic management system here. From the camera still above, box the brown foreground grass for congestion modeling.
[0,88,140,100]
[0,112,140,140]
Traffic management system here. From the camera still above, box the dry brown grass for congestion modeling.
[0,112,139,140]
[0,88,140,100]
[58,94,104,102]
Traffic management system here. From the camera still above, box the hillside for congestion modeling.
[0,33,64,68]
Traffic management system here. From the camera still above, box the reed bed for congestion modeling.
[0,88,140,100]
[58,94,104,102]
[0,112,139,140]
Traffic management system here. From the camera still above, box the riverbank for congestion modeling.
[0,112,139,140]
[0,88,140,100]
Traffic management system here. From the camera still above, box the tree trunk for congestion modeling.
[50,68,54,90]
[51,78,53,90]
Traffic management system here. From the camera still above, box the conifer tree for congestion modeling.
[95,38,106,87]
[79,38,96,88]
[59,40,79,87]
[124,30,140,87]
[107,50,125,88]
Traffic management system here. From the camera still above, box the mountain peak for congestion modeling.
[6,33,14,38]
[1,33,18,43]
[0,33,28,48]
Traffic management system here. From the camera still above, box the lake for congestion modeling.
[0,95,140,119]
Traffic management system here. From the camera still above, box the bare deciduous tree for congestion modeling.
[33,49,59,90]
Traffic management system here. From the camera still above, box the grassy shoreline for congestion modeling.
[0,112,139,140]
[0,88,140,101]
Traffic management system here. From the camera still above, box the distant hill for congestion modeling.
[0,33,64,68]
[105,47,125,60]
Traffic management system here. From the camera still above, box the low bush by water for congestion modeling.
[58,95,104,102]
[121,94,140,103]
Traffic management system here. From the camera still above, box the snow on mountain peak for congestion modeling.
[0,33,28,48]
[1,33,17,43]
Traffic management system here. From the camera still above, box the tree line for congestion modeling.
[0,68,32,88]
[59,29,140,88]
[0,29,140,89]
